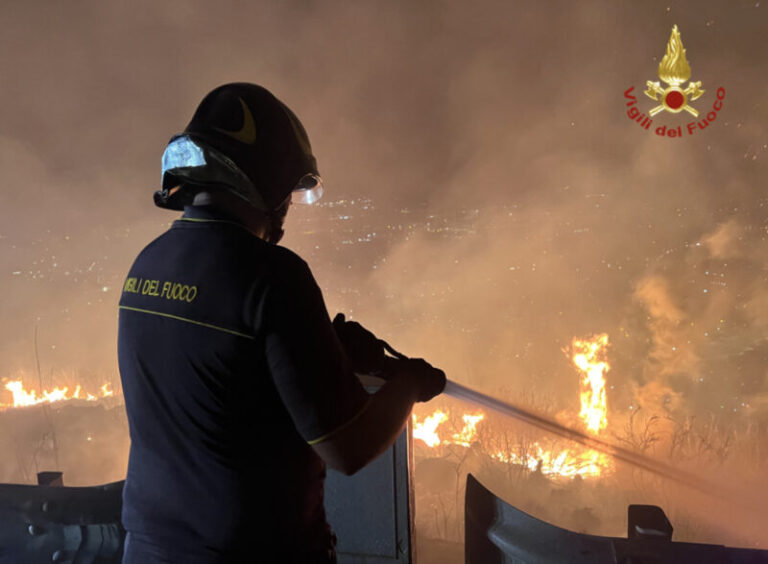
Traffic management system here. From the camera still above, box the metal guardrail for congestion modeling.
[0,478,124,564]
[464,473,768,564]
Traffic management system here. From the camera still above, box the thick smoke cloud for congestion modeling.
[0,0,766,550]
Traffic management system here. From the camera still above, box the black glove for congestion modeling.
[410,358,446,402]
[388,357,446,402]
[332,313,386,374]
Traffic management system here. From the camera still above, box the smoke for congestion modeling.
[630,379,683,413]
[703,219,744,259]
[631,274,697,412]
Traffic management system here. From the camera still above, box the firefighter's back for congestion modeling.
[118,207,333,562]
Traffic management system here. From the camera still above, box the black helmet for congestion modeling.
[156,83,322,211]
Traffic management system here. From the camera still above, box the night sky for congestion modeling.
[0,0,766,545]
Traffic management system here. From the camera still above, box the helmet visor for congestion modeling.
[292,173,324,205]
[161,134,267,210]
[161,134,206,176]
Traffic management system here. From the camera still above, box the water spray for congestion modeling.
[443,380,724,496]
[381,341,735,502]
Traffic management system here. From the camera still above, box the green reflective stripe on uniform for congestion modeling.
[180,217,219,223]
[306,397,371,445]
[119,305,254,340]
[180,217,243,228]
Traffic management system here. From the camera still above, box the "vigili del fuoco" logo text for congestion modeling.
[624,25,725,139]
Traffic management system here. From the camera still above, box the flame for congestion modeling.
[491,442,612,478]
[412,332,617,479]
[413,410,448,447]
[451,413,485,447]
[413,410,485,448]
[572,334,609,435]
[658,24,691,86]
[100,383,115,398]
[1,379,114,409]
[414,407,614,478]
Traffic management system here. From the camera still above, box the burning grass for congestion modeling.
[411,333,767,551]
[0,369,117,410]
[0,349,765,554]
[0,370,125,486]
[412,397,768,550]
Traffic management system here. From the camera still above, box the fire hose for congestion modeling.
[380,340,740,504]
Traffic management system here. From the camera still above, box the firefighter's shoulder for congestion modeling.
[262,244,314,284]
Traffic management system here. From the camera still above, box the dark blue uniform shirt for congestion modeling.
[118,205,369,562]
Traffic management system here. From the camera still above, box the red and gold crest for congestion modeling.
[644,25,705,116]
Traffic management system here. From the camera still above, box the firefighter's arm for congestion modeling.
[260,255,443,474]
[311,357,444,476]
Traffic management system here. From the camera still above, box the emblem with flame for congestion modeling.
[644,25,704,117]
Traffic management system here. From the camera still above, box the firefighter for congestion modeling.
[118,83,445,564]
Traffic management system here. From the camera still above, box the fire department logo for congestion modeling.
[623,24,725,138]
[644,25,704,117]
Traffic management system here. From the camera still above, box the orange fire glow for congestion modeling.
[491,442,611,478]
[1,379,114,409]
[413,407,613,478]
[412,410,449,447]
[412,333,615,479]
[412,410,487,448]
[572,333,609,435]
[451,413,485,447]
